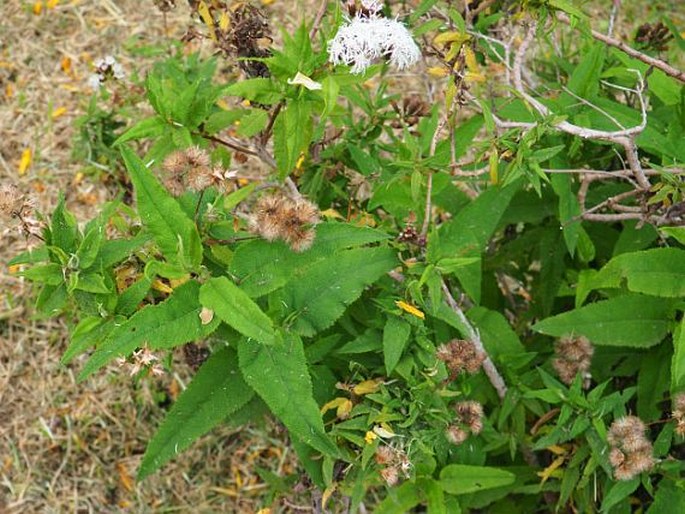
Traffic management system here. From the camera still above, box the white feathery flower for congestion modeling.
[328,13,421,74]
[87,73,103,90]
[88,55,126,90]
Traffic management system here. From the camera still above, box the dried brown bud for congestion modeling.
[249,194,320,251]
[375,446,395,465]
[552,335,594,386]
[436,339,485,379]
[379,466,399,486]
[455,400,484,434]
[608,415,654,481]
[445,425,469,445]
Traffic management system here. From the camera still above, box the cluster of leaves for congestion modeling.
[11,0,685,512]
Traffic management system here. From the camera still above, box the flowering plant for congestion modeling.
[8,0,685,511]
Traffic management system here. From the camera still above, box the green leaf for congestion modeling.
[235,109,269,137]
[637,342,670,421]
[120,146,202,268]
[588,248,685,298]
[550,173,581,255]
[78,281,219,380]
[374,481,422,514]
[428,182,520,303]
[273,98,313,179]
[282,247,397,336]
[466,307,525,359]
[50,193,78,254]
[62,317,117,365]
[383,316,411,375]
[113,116,166,146]
[238,333,340,458]
[439,465,516,495]
[532,294,675,347]
[199,277,276,345]
[230,222,391,297]
[138,347,254,479]
[19,263,64,285]
[672,318,685,395]
[224,78,282,105]
[565,44,605,101]
[548,0,587,18]
[601,478,639,513]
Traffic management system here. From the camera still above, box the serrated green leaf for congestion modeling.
[50,193,78,254]
[238,333,340,458]
[199,276,276,345]
[273,98,313,179]
[672,318,685,395]
[62,316,118,365]
[439,465,515,495]
[383,316,411,375]
[138,347,254,479]
[113,116,166,146]
[230,223,391,298]
[121,146,202,269]
[78,281,218,380]
[282,246,397,336]
[235,109,269,137]
[600,478,639,513]
[532,294,675,347]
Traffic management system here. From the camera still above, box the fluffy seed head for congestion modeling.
[375,446,395,465]
[608,416,647,449]
[436,339,485,378]
[249,193,320,251]
[455,400,484,434]
[379,466,399,486]
[0,184,25,217]
[445,425,469,445]
[553,335,594,386]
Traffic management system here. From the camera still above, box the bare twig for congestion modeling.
[309,0,329,40]
[557,12,685,83]
[607,0,621,38]
[440,280,508,400]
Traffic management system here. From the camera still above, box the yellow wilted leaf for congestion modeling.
[353,378,383,395]
[218,11,230,32]
[464,47,486,83]
[547,445,568,456]
[322,484,337,509]
[320,208,344,219]
[321,397,353,419]
[18,148,32,176]
[197,1,217,41]
[395,300,425,320]
[427,66,448,78]
[489,151,499,185]
[52,107,67,119]
[433,31,469,46]
[169,275,190,288]
[536,455,565,484]
[5,83,13,99]
[151,279,174,294]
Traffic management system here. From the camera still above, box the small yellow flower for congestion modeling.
[365,431,377,444]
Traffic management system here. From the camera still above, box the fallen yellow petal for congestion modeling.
[33,1,43,15]
[320,208,344,219]
[427,66,448,78]
[52,107,67,119]
[18,148,32,176]
[395,300,425,320]
[47,0,59,8]
[151,279,174,294]
[61,56,72,74]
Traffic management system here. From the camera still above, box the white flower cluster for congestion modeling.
[87,55,126,90]
[328,8,421,74]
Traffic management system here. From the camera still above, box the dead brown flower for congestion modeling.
[436,339,485,380]
[552,335,594,386]
[607,415,654,481]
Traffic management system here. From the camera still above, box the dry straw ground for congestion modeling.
[0,1,313,512]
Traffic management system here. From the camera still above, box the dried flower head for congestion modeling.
[328,9,421,74]
[672,392,685,436]
[455,400,484,434]
[161,146,214,195]
[153,0,176,12]
[0,184,26,218]
[249,193,320,252]
[379,465,399,486]
[445,425,469,445]
[436,339,485,380]
[607,415,654,481]
[374,445,395,465]
[552,335,594,386]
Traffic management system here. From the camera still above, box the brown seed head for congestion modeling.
[553,335,594,385]
[379,466,399,486]
[455,400,484,434]
[0,184,26,217]
[445,425,469,445]
[375,446,395,466]
[608,416,647,449]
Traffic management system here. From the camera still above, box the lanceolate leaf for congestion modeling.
[532,294,675,348]
[78,281,219,381]
[383,316,411,375]
[439,465,516,495]
[281,246,397,336]
[273,98,313,179]
[138,347,254,479]
[199,277,276,345]
[237,333,340,458]
[672,318,685,395]
[120,146,202,269]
